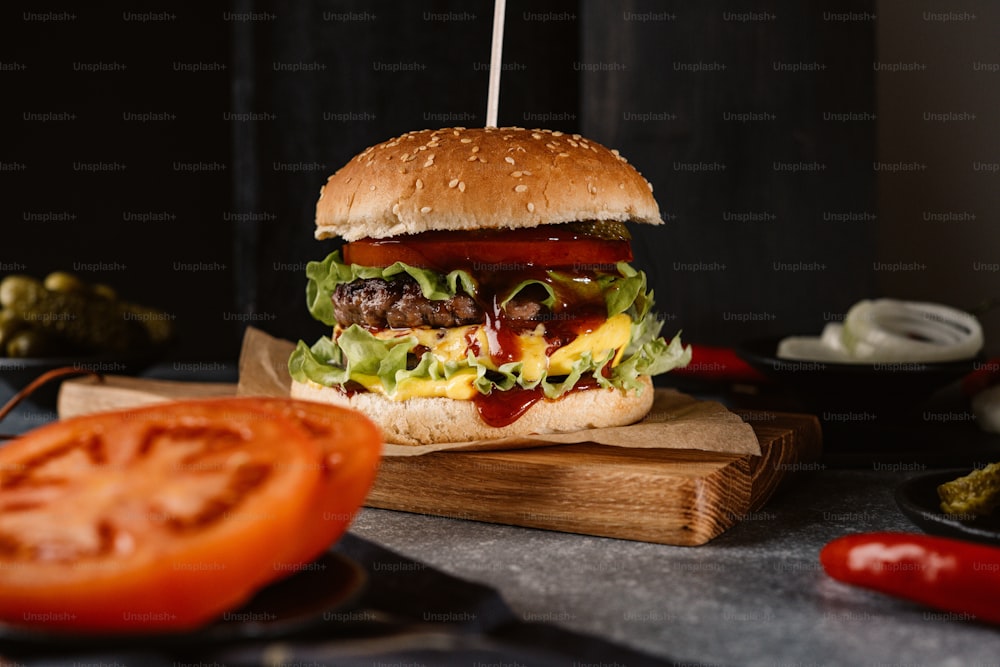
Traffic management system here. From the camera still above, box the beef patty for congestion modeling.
[332,276,544,329]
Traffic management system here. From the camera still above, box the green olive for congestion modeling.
[0,316,26,355]
[44,271,86,293]
[0,275,41,309]
[0,309,22,325]
[6,329,52,358]
[91,283,118,301]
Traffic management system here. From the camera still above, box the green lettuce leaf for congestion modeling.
[305,251,477,326]
[290,250,691,397]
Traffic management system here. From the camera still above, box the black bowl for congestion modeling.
[737,336,981,413]
[895,469,1000,546]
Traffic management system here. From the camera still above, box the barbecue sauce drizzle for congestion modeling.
[469,268,610,427]
[339,231,626,428]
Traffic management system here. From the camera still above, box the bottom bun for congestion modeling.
[289,376,655,446]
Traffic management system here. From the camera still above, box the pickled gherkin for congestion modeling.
[938,461,1000,517]
[119,303,175,346]
[0,274,174,356]
[565,220,631,241]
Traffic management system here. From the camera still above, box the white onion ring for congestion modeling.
[842,299,983,363]
[777,299,983,364]
[777,323,852,362]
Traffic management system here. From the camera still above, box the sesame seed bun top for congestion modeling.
[314,127,663,242]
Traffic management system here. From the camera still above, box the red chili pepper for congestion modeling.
[671,344,769,384]
[962,355,1000,397]
[820,532,1000,624]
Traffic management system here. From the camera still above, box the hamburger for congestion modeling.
[289,127,691,445]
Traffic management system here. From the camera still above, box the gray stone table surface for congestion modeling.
[349,469,1000,667]
[4,366,1000,665]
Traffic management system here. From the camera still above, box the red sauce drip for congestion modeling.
[473,267,608,366]
[336,381,367,397]
[473,386,544,428]
[483,293,521,367]
[472,378,606,428]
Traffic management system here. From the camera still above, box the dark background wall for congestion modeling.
[4,1,996,363]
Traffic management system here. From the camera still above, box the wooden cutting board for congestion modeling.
[58,376,821,546]
[367,411,821,545]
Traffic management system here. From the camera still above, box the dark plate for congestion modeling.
[0,349,165,406]
[0,550,366,649]
[737,336,980,411]
[895,469,1000,546]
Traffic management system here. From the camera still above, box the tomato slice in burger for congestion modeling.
[240,398,382,569]
[342,226,633,271]
[0,399,326,633]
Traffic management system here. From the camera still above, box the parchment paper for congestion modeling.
[238,327,761,457]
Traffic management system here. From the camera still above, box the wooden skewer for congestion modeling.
[486,0,507,128]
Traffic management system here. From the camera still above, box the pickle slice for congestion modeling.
[564,220,631,241]
[938,461,1000,517]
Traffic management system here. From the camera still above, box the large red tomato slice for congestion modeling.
[238,398,382,569]
[0,399,353,633]
[343,227,632,270]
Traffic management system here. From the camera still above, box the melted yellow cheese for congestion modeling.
[362,313,633,400]
[351,369,480,400]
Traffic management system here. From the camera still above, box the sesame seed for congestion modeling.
[471,145,480,153]
[568,140,579,148]
[558,152,569,157]
[522,170,532,176]
[421,206,432,213]
[619,183,625,189]
[369,184,377,191]
[531,132,543,139]
[423,157,434,167]
[467,155,478,161]
[400,153,410,161]
[460,138,473,144]
[458,181,466,192]
[588,184,597,194]
[611,149,620,156]
[415,178,424,189]
[477,157,486,162]
[511,171,523,177]
[448,178,459,188]
[527,202,535,213]
[647,182,654,192]
[504,156,515,164]
[572,134,582,140]
[514,184,528,193]
[552,130,563,137]
[392,203,400,215]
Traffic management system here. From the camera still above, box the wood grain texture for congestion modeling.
[367,412,822,546]
[57,375,236,418]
